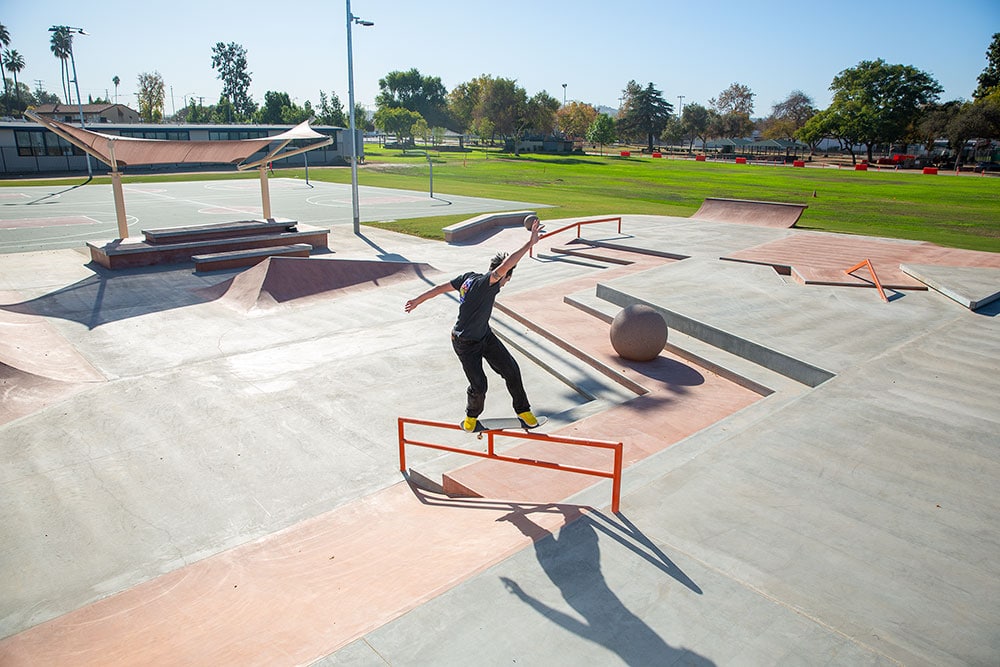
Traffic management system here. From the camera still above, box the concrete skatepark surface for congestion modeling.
[0,179,998,665]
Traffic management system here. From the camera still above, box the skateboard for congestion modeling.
[465,416,548,437]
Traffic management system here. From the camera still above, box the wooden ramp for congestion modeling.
[691,197,807,228]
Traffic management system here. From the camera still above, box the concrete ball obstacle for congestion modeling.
[610,304,668,361]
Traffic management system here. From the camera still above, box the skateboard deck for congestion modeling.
[467,416,548,433]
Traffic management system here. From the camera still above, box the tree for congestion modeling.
[0,24,9,106]
[796,110,832,155]
[917,100,963,155]
[112,75,120,104]
[376,68,449,128]
[974,33,1000,100]
[681,103,713,152]
[659,115,684,148]
[760,90,815,141]
[946,99,1000,170]
[211,42,256,122]
[525,90,561,136]
[2,49,24,109]
[49,27,72,104]
[709,83,755,139]
[827,59,942,162]
[446,78,483,134]
[556,101,598,139]
[618,81,673,152]
[585,113,616,155]
[374,106,423,144]
[259,90,293,124]
[711,82,755,116]
[316,90,347,126]
[136,71,165,122]
[473,76,527,147]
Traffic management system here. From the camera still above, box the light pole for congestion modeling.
[50,25,92,178]
[562,83,567,105]
[677,95,685,115]
[346,0,373,235]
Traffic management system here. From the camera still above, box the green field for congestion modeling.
[304,147,1000,253]
[5,146,999,252]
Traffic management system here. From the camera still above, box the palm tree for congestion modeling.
[3,49,25,107]
[49,27,73,104]
[0,23,10,105]
[112,75,120,104]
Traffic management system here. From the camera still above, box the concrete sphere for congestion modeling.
[610,305,667,361]
[523,214,540,230]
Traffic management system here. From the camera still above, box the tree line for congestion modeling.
[2,24,998,169]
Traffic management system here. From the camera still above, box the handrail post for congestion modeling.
[611,443,623,513]
[398,417,407,471]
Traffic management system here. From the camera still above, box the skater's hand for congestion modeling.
[528,217,544,244]
[404,298,419,313]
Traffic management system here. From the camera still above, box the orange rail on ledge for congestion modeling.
[530,216,623,258]
[398,416,624,513]
[845,258,888,302]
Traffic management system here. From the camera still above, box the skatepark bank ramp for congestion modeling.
[691,197,807,228]
[201,257,441,312]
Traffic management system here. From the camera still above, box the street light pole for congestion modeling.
[346,0,373,235]
[562,83,567,105]
[51,25,92,178]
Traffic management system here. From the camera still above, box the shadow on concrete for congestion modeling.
[0,264,210,329]
[2,177,93,207]
[498,507,713,666]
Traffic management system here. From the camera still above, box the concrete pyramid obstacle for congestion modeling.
[205,256,441,312]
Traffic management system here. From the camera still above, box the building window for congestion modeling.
[16,130,83,157]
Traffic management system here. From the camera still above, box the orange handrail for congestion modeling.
[845,258,888,302]
[398,416,624,513]
[530,216,623,257]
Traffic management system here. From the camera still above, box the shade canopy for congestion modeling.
[25,112,332,169]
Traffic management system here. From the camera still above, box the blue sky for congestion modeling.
[5,0,999,119]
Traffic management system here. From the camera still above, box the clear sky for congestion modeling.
[4,0,999,119]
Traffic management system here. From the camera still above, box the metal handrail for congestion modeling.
[398,416,624,513]
[845,258,888,302]
[530,216,623,257]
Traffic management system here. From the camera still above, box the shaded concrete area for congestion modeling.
[0,188,998,666]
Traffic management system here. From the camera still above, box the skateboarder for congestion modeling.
[405,218,544,432]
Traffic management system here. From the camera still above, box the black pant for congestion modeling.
[452,330,530,418]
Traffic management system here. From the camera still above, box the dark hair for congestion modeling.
[490,251,513,278]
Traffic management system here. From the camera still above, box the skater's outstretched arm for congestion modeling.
[490,218,544,284]
[404,282,454,312]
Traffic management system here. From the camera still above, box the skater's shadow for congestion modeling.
[404,482,712,665]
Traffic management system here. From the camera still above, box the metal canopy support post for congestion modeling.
[106,139,129,239]
[259,165,272,220]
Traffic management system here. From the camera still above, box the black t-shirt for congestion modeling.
[450,271,500,340]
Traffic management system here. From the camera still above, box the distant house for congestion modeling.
[31,103,141,125]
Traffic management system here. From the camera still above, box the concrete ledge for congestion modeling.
[443,210,536,243]
[595,283,835,387]
[143,219,298,244]
[87,224,329,270]
[192,244,312,273]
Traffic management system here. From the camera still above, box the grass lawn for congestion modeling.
[5,146,998,252]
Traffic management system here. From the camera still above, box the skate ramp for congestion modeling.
[202,256,441,312]
[0,298,106,425]
[691,197,807,228]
